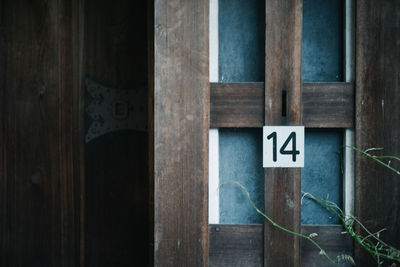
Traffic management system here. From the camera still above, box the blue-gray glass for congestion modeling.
[219,0,264,82]
[302,0,343,82]
[219,129,264,224]
[302,129,342,224]
[301,0,343,224]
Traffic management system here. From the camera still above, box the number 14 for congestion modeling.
[267,132,300,162]
[263,126,304,168]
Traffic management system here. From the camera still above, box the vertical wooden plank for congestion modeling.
[70,0,86,266]
[152,0,209,266]
[0,0,79,266]
[58,0,80,265]
[264,1,302,266]
[0,2,6,267]
[82,0,149,266]
[355,1,400,266]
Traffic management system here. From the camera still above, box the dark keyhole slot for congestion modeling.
[282,90,287,117]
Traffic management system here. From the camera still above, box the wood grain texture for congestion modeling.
[209,225,353,267]
[355,1,400,266]
[152,0,209,266]
[302,83,354,128]
[60,1,82,265]
[210,82,264,127]
[301,225,353,267]
[264,0,302,266]
[210,82,354,128]
[83,0,149,266]
[71,1,85,266]
[0,2,5,264]
[209,225,263,267]
[0,1,79,266]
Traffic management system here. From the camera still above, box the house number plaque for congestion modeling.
[263,126,305,168]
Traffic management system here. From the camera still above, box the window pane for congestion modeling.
[302,0,343,82]
[302,129,343,224]
[219,0,264,82]
[219,129,264,224]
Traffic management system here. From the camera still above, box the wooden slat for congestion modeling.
[209,225,263,267]
[0,1,78,265]
[59,1,79,265]
[301,225,353,267]
[152,0,209,266]
[355,1,400,266]
[302,83,354,128]
[0,6,6,266]
[72,1,85,266]
[210,82,354,128]
[209,225,353,267]
[264,0,302,266]
[210,82,264,127]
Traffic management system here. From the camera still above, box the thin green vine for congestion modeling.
[220,146,400,266]
[302,192,400,266]
[346,146,400,176]
[219,180,341,267]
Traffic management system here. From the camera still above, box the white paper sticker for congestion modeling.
[263,126,304,168]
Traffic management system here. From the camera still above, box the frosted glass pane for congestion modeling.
[302,0,343,82]
[219,129,264,224]
[301,0,343,224]
[219,0,264,82]
[301,129,343,224]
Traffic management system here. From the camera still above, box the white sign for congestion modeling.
[263,126,304,168]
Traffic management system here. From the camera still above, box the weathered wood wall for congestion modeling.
[355,1,400,266]
[0,0,149,266]
[0,1,79,266]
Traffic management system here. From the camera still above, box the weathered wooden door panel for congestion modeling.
[355,1,400,266]
[0,0,78,266]
[0,0,150,266]
[82,0,149,266]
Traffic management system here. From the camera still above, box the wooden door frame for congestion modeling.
[149,0,210,266]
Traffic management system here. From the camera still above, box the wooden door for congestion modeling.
[208,0,354,266]
[82,1,149,266]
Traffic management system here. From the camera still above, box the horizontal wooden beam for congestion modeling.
[210,82,354,128]
[302,83,354,128]
[209,225,263,267]
[301,225,353,267]
[210,82,264,127]
[209,224,353,267]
